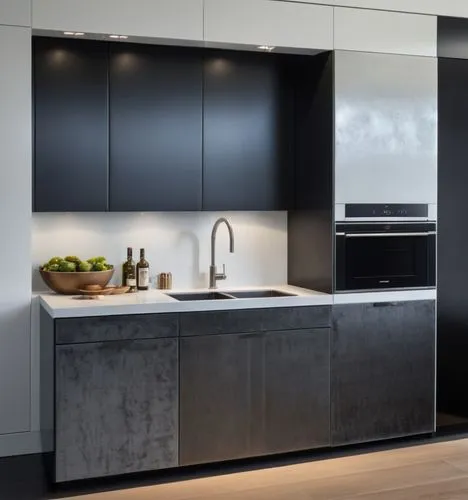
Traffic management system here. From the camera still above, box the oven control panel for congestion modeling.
[345,204,428,219]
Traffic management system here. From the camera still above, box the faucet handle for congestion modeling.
[216,264,227,281]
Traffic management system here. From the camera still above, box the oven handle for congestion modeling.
[336,232,436,238]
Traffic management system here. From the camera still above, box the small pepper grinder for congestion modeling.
[158,272,173,290]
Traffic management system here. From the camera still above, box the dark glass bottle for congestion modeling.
[137,248,150,291]
[122,247,137,292]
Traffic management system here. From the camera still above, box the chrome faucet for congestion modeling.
[209,217,235,289]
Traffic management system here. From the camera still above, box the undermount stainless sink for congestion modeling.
[228,290,297,299]
[166,292,234,301]
[166,290,297,301]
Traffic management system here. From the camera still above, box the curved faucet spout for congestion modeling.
[209,218,235,288]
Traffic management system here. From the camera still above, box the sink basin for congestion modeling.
[228,289,297,299]
[166,292,234,301]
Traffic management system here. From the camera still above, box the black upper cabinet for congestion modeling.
[109,44,203,211]
[203,51,294,211]
[34,37,109,212]
[34,39,298,212]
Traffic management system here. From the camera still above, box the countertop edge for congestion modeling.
[37,287,437,319]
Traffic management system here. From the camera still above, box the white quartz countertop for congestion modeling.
[39,285,333,319]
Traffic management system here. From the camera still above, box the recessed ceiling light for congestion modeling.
[258,45,275,52]
[74,32,85,36]
[63,31,75,35]
[109,34,128,39]
[63,32,86,36]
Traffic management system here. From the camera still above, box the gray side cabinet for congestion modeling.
[54,315,179,483]
[331,300,436,446]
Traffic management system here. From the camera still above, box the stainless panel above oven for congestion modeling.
[334,51,437,205]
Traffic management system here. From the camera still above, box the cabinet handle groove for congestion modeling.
[239,333,265,339]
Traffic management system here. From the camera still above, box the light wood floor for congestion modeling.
[63,438,468,500]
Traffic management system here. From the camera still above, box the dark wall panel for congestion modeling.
[438,17,468,59]
[438,57,468,416]
[288,52,334,293]
[34,37,109,212]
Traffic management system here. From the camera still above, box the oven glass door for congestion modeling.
[343,233,432,291]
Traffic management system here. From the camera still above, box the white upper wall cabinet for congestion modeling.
[279,0,468,18]
[0,0,31,26]
[204,0,333,50]
[334,51,437,205]
[334,7,437,57]
[32,0,203,41]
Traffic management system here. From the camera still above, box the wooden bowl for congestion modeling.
[40,269,115,295]
[78,288,114,296]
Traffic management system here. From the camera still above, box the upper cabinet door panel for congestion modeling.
[0,0,31,26]
[204,0,333,50]
[275,0,468,18]
[34,37,109,212]
[203,51,293,211]
[334,7,437,57]
[32,0,203,41]
[334,51,438,205]
[109,44,202,211]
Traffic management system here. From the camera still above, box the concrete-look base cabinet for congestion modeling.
[179,306,332,465]
[46,301,436,483]
[331,300,436,446]
[55,339,178,482]
[50,314,180,483]
[179,328,330,465]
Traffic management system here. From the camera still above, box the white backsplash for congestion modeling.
[32,212,287,291]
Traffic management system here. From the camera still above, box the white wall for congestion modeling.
[32,212,288,291]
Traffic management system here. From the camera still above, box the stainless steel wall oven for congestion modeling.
[335,205,436,292]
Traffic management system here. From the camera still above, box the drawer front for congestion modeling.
[180,306,331,337]
[56,314,179,344]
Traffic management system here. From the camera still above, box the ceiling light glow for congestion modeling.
[258,45,275,52]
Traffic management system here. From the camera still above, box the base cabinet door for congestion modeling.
[55,339,178,482]
[179,333,252,465]
[261,329,330,455]
[180,328,331,465]
[331,301,435,446]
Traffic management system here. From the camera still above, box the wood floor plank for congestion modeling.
[349,476,468,499]
[59,439,468,500]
